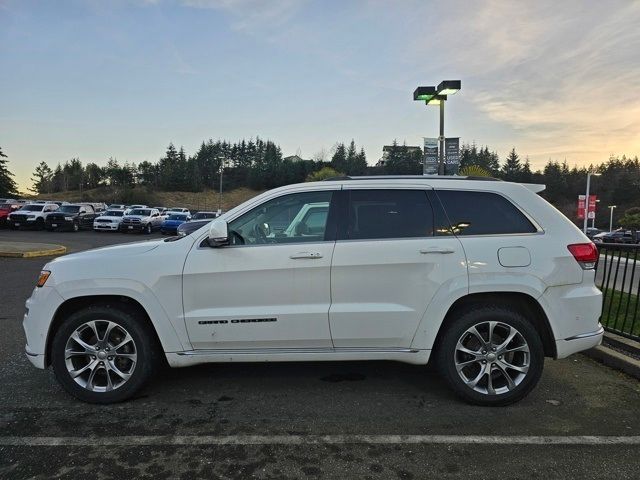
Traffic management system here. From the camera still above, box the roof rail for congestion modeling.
[323,175,502,182]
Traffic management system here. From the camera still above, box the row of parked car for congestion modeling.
[0,199,220,236]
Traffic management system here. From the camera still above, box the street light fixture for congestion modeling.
[413,80,462,175]
[608,205,617,233]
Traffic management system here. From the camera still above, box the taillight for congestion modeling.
[567,243,598,270]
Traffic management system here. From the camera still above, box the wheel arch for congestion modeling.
[431,292,557,359]
[45,295,164,367]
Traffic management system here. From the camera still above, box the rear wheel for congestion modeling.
[437,306,544,406]
[51,304,159,403]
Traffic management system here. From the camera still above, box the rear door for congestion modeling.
[329,186,468,348]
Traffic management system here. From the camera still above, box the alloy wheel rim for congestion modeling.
[64,320,137,392]
[454,321,530,395]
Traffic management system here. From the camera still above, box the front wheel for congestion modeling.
[51,304,159,403]
[144,223,152,234]
[437,306,544,406]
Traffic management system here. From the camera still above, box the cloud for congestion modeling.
[181,0,304,31]
[400,0,640,166]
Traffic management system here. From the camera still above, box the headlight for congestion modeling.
[64,216,73,221]
[27,215,36,220]
[178,231,186,236]
[36,270,51,288]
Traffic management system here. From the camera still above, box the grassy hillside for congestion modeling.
[33,186,264,212]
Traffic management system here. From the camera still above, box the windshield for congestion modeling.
[130,209,151,216]
[22,204,44,211]
[192,212,216,219]
[167,214,188,221]
[104,210,124,217]
[58,205,80,213]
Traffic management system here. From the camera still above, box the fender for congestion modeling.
[53,278,190,353]
[410,272,552,350]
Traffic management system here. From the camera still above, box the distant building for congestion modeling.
[376,145,422,167]
[284,155,308,163]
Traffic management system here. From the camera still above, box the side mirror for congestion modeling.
[208,218,229,247]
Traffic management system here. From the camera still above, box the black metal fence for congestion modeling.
[595,243,640,341]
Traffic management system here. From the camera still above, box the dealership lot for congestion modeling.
[1,230,639,479]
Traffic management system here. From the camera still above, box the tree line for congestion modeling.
[1,139,638,229]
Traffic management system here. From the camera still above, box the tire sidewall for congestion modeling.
[51,305,157,404]
[438,306,544,406]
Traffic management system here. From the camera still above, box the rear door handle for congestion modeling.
[420,247,455,254]
[290,252,323,259]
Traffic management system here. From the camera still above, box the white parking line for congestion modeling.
[1,435,639,446]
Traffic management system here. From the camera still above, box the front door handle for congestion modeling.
[420,247,455,254]
[290,252,323,259]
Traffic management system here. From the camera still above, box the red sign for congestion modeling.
[577,195,597,219]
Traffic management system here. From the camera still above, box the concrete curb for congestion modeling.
[0,243,67,258]
[583,344,640,380]
[603,331,640,357]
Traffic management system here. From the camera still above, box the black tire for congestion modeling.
[36,218,45,230]
[144,223,152,234]
[51,304,160,404]
[437,305,544,406]
[72,221,79,232]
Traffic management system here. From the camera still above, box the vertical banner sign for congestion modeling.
[577,195,597,220]
[444,137,460,175]
[588,195,597,219]
[423,138,438,175]
[577,195,586,219]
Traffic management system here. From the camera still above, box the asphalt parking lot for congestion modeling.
[1,230,639,479]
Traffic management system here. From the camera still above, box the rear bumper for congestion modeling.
[556,325,604,358]
[538,279,603,358]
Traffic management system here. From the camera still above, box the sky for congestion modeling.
[1,0,640,191]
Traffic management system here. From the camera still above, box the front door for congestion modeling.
[182,189,338,350]
[329,188,467,348]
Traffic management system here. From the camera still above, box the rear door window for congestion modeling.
[342,189,434,240]
[436,190,537,235]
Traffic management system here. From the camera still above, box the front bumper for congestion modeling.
[23,286,66,370]
[10,217,38,228]
[121,223,146,232]
[46,219,75,230]
[94,222,120,231]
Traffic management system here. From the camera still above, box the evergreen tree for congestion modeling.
[84,163,103,189]
[0,147,18,197]
[30,161,54,194]
[384,140,422,175]
[501,148,522,181]
[330,143,347,173]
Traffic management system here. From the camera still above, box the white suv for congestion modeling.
[24,177,603,405]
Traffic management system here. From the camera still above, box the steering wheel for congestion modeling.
[253,223,268,243]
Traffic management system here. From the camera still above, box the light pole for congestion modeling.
[217,158,225,215]
[591,199,600,228]
[583,171,600,234]
[608,205,617,232]
[413,80,461,175]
